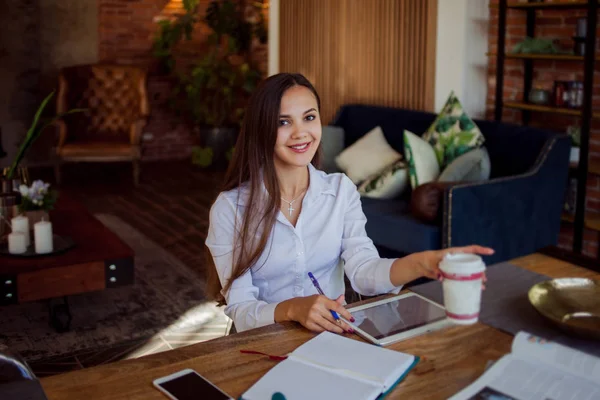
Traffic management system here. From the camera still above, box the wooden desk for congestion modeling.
[40,254,599,400]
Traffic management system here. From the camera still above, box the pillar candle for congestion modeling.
[34,219,53,254]
[11,215,30,247]
[8,232,27,254]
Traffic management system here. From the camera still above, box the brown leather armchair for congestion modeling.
[54,64,150,186]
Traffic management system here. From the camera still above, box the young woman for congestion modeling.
[205,73,493,333]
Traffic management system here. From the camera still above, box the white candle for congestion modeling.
[8,232,27,254]
[11,215,30,247]
[34,219,53,254]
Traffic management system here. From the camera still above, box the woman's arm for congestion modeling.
[206,195,280,332]
[340,176,493,291]
[389,246,494,287]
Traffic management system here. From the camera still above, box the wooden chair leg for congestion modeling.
[133,160,140,186]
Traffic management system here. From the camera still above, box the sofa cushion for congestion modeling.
[361,197,440,254]
[404,130,439,189]
[422,91,485,169]
[335,126,402,184]
[331,105,438,155]
[320,125,346,173]
[331,105,556,180]
[358,159,409,199]
[439,147,491,182]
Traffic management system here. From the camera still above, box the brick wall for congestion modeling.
[487,0,600,257]
[98,0,268,161]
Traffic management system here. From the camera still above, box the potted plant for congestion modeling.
[153,0,267,169]
[18,180,58,226]
[151,0,200,76]
[567,125,581,164]
[1,92,81,237]
[3,91,82,183]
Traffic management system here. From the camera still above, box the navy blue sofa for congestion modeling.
[330,104,571,266]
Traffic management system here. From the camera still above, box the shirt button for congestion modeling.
[297,251,303,256]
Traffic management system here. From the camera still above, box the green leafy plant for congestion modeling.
[191,146,214,167]
[225,146,235,162]
[567,125,581,147]
[4,91,84,180]
[153,0,267,129]
[178,53,262,127]
[152,0,200,74]
[512,37,561,54]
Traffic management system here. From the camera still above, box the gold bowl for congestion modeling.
[528,278,600,340]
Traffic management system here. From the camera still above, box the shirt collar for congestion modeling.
[304,163,336,205]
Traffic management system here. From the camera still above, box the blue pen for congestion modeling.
[307,272,341,322]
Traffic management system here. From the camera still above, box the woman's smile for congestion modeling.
[288,141,312,153]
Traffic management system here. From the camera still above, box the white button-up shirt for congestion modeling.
[205,164,400,332]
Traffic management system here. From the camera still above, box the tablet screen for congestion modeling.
[351,295,446,340]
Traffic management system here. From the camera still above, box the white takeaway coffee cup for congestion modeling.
[439,253,486,325]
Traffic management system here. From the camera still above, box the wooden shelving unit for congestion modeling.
[488,52,599,61]
[494,0,599,259]
[504,101,600,118]
[570,159,600,174]
[507,1,593,10]
[561,212,600,232]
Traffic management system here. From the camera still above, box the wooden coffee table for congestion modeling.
[0,194,134,331]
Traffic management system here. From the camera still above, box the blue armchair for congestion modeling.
[329,104,571,266]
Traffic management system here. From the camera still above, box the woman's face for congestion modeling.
[274,85,321,170]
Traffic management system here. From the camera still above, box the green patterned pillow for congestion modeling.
[358,159,408,199]
[422,91,485,169]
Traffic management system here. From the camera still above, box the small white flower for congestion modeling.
[19,185,28,197]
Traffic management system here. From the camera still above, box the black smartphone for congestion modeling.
[153,368,233,400]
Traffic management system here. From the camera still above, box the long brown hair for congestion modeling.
[206,73,322,304]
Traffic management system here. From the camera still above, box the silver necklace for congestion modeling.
[281,189,307,216]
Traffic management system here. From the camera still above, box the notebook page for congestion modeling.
[290,331,414,390]
[242,357,381,400]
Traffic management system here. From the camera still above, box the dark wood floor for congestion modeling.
[22,160,228,377]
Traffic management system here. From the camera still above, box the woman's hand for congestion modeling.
[418,245,495,280]
[275,294,355,334]
[390,245,494,287]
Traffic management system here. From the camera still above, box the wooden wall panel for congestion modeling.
[280,0,437,124]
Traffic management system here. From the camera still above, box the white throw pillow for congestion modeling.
[335,126,402,184]
[404,130,440,188]
[358,159,409,199]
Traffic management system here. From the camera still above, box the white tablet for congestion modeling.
[341,292,451,346]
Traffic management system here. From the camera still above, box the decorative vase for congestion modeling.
[26,210,50,228]
[2,166,30,191]
[529,88,551,105]
[197,126,239,170]
[0,179,21,238]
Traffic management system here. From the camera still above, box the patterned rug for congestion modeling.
[0,214,228,361]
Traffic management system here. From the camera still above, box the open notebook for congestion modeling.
[241,331,419,400]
